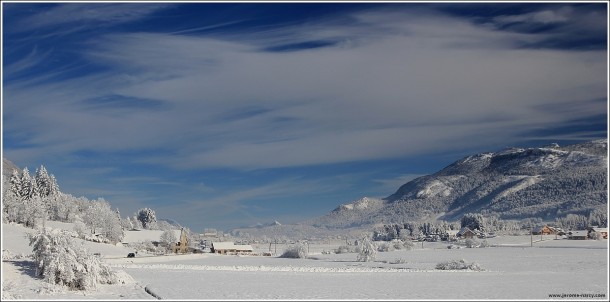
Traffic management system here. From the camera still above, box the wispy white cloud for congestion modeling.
[12,3,172,32]
[4,4,606,230]
[494,7,573,25]
[4,5,606,172]
[372,174,427,195]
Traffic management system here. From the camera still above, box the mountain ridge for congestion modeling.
[232,139,607,237]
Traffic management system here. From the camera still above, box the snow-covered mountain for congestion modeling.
[158,218,183,229]
[235,139,607,236]
[2,157,20,179]
[2,157,20,190]
[312,139,607,228]
[256,220,282,227]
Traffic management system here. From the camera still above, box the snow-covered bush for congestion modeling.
[388,258,407,264]
[480,239,490,248]
[402,239,415,250]
[160,229,178,252]
[84,234,110,244]
[357,237,377,262]
[129,240,162,255]
[73,221,87,239]
[391,240,403,250]
[334,245,354,254]
[280,243,308,259]
[2,249,32,261]
[435,259,482,271]
[464,238,479,248]
[376,241,394,252]
[29,229,121,290]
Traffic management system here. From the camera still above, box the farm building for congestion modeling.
[567,230,589,240]
[211,242,254,255]
[457,227,476,239]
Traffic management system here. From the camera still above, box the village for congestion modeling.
[115,224,609,258]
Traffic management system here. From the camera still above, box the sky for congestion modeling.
[2,1,608,232]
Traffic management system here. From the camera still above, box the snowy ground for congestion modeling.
[2,222,608,300]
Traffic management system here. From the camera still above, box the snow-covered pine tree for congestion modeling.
[461,213,485,232]
[136,207,157,229]
[9,170,23,199]
[49,174,60,196]
[35,165,51,197]
[21,168,38,199]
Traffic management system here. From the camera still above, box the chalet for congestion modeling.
[567,230,589,240]
[532,225,553,235]
[457,227,476,239]
[171,228,189,254]
[588,227,608,239]
[211,242,254,255]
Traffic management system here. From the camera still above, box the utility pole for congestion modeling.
[530,223,533,247]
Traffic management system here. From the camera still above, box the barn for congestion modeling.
[567,230,589,240]
[211,242,254,255]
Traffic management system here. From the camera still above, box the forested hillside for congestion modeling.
[311,139,607,229]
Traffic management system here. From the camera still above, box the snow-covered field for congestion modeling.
[2,222,608,300]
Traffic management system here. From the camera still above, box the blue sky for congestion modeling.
[2,2,607,231]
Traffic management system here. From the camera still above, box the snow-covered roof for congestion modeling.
[591,228,608,233]
[235,244,254,251]
[532,226,555,232]
[122,229,181,243]
[212,242,253,251]
[568,231,589,237]
[457,227,473,236]
[446,230,459,235]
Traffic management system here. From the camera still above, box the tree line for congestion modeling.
[2,165,180,244]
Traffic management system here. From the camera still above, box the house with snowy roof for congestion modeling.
[567,230,589,240]
[211,242,254,254]
[532,225,554,235]
[456,227,476,239]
